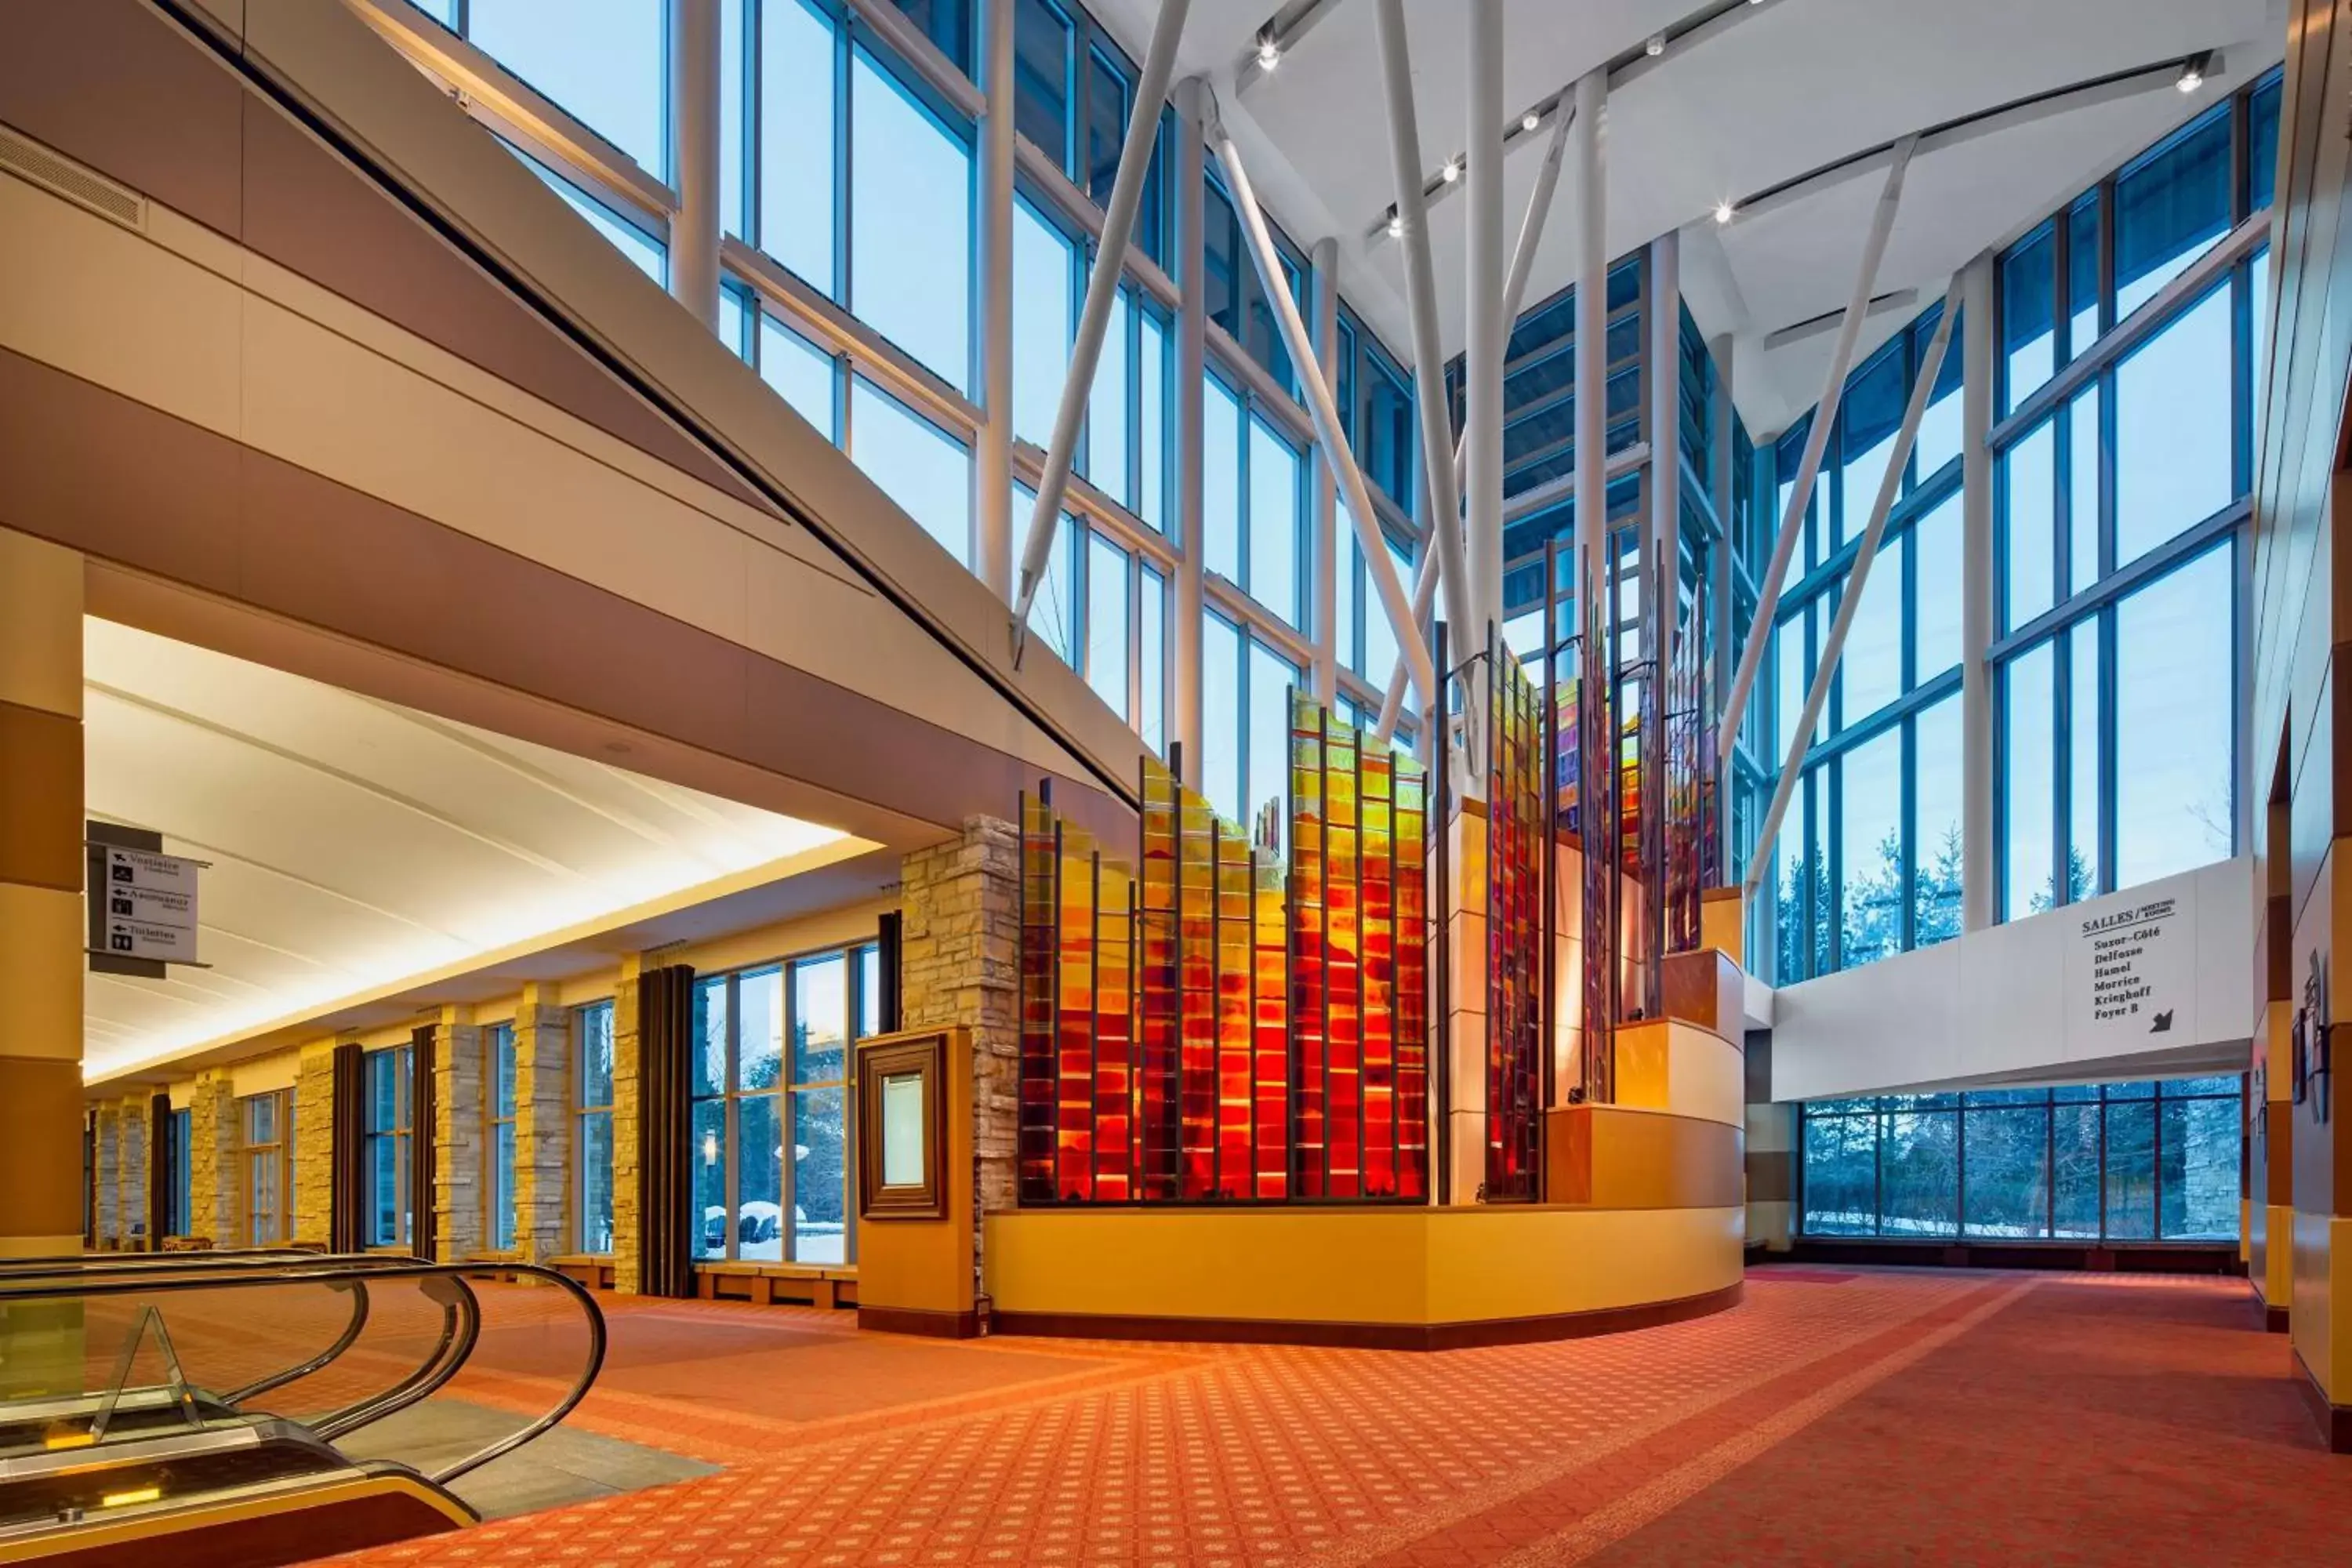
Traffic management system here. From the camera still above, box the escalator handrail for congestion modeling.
[307,1272,479,1445]
[0,1247,364,1278]
[221,1276,372,1406]
[0,1261,607,1489]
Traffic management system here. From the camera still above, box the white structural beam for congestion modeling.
[1374,91,1574,740]
[1373,0,1475,734]
[666,0,720,329]
[1746,276,1962,894]
[975,0,1016,597]
[1719,136,1915,764]
[1312,234,1341,706]
[1209,124,1440,715]
[1464,0,1506,690]
[1649,227,1680,698]
[1173,75,1209,788]
[1011,0,1190,643]
[1571,66,1606,739]
[1960,250,1996,930]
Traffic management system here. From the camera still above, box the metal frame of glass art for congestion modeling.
[1018,702,1430,1207]
[1485,636,1545,1201]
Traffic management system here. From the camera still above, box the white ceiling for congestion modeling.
[83,619,861,1080]
[1089,0,2284,434]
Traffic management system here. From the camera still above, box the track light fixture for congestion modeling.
[1645,33,1665,56]
[2176,53,2209,93]
[1714,200,1735,226]
[1440,158,1461,183]
[1522,111,1541,132]
[1256,34,1279,71]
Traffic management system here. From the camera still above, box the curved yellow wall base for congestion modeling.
[983,1203,1744,1348]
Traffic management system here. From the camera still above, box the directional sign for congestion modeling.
[104,848,198,900]
[87,834,203,971]
[100,915,200,965]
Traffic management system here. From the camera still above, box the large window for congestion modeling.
[578,1000,617,1254]
[364,1045,414,1250]
[1800,1076,2242,1242]
[241,1091,292,1247]
[463,1,667,179]
[487,1022,517,1251]
[691,943,879,1265]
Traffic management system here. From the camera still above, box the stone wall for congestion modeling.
[292,1040,336,1246]
[434,1011,485,1261]
[111,1093,149,1248]
[898,817,1022,1234]
[188,1069,238,1247]
[609,955,645,1292]
[513,985,572,1263]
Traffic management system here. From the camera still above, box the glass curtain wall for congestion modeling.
[363,1044,414,1249]
[577,1000,618,1252]
[1764,69,2277,982]
[1988,75,2273,921]
[690,941,880,1265]
[382,0,1426,793]
[487,1021,517,1250]
[1798,1075,2242,1242]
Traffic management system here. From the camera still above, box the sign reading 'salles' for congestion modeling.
[2071,894,2184,1050]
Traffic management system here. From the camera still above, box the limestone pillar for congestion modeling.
[0,528,85,1258]
[188,1069,238,1247]
[111,1092,150,1250]
[611,954,646,1293]
[433,1005,485,1261]
[898,820,1021,1227]
[292,1040,336,1246]
[513,984,573,1263]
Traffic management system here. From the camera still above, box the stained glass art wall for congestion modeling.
[1017,702,1429,1207]
[1486,643,1546,1200]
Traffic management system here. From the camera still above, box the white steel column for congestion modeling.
[975,0,1016,598]
[667,0,721,330]
[1648,230,1681,689]
[1747,278,1961,891]
[1011,0,1191,637]
[1312,234,1341,706]
[1173,76,1209,788]
[1373,0,1475,729]
[1464,0,1506,677]
[1210,125,1439,713]
[1374,96,1573,740]
[1571,67,1607,727]
[1960,249,1996,930]
[1719,137,1915,764]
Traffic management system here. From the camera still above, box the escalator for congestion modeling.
[0,1257,605,1566]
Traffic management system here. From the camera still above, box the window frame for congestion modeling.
[239,1089,294,1248]
[575,1000,618,1255]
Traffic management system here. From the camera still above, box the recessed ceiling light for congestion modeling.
[1714,201,1735,226]
[1256,37,1279,71]
[1645,33,1665,56]
[2176,60,2204,93]
[1440,158,1461,183]
[1522,111,1541,132]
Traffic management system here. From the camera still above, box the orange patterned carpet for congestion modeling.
[324,1267,2352,1566]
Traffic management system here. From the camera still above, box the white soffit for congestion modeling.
[82,617,855,1079]
[1093,0,2281,431]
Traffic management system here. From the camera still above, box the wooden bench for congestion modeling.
[693,1261,858,1309]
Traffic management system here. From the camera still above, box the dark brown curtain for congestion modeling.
[330,1040,365,1252]
[637,963,696,1298]
[147,1092,172,1248]
[409,1025,437,1261]
[877,913,903,1034]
